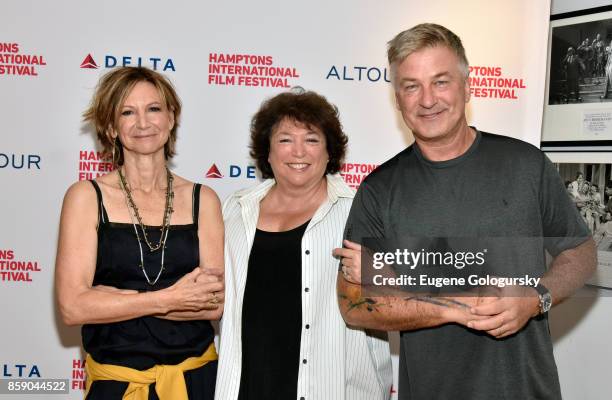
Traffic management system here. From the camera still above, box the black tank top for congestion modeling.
[82,180,214,370]
[238,220,309,400]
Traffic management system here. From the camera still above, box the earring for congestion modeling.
[111,136,118,166]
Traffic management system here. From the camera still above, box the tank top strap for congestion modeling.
[89,180,109,225]
[192,183,202,227]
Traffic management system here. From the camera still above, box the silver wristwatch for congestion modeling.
[534,283,552,315]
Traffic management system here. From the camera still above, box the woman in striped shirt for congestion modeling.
[215,88,392,400]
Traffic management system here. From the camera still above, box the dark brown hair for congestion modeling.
[250,88,348,179]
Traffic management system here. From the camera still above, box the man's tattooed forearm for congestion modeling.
[405,296,470,309]
[339,293,470,313]
[339,294,383,312]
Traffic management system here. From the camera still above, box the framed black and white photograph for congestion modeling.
[555,162,612,289]
[543,5,612,151]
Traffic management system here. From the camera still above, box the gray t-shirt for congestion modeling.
[344,130,590,400]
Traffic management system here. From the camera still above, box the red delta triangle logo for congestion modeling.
[206,164,223,179]
[80,54,98,69]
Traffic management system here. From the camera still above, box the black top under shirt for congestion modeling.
[82,181,215,370]
[238,220,309,400]
[344,130,590,400]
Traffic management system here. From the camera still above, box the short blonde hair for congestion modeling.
[83,67,181,165]
[387,23,469,85]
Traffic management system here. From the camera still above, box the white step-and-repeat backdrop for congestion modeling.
[1,0,549,398]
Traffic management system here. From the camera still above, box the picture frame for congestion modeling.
[554,162,612,290]
[542,5,612,152]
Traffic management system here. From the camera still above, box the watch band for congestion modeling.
[533,283,549,296]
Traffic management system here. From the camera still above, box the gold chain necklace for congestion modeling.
[118,167,174,285]
[118,166,174,252]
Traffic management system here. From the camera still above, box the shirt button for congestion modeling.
[304,287,309,292]
[305,249,310,255]
[303,359,307,364]
[305,324,310,329]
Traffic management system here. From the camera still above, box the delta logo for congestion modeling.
[71,359,86,391]
[80,54,98,69]
[340,162,378,189]
[205,163,256,179]
[0,42,47,77]
[0,249,42,283]
[78,150,114,181]
[2,363,41,378]
[326,65,391,83]
[80,53,176,72]
[208,52,300,88]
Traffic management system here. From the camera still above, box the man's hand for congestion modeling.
[468,286,540,339]
[333,240,362,284]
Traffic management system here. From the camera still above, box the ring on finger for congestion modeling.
[210,292,219,304]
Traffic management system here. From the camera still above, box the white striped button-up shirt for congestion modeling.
[215,174,392,400]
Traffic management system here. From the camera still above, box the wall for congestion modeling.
[548,2,612,399]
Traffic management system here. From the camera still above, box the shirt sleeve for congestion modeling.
[343,180,385,244]
[540,155,591,256]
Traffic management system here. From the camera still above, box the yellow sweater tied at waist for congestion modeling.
[85,343,217,400]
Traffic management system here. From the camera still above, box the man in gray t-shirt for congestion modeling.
[334,23,596,400]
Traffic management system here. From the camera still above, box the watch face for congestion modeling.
[541,293,552,313]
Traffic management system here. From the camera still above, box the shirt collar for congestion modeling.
[326,173,354,203]
[236,173,354,206]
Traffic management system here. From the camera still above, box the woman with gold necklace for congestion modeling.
[55,67,224,400]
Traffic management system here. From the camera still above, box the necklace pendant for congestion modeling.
[119,166,172,286]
